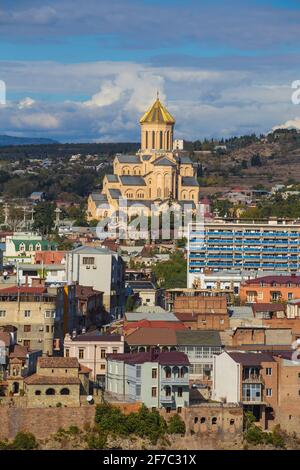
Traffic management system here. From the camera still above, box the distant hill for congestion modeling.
[0,135,59,146]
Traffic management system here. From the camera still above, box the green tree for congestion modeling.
[11,432,38,450]
[33,202,56,235]
[167,414,186,435]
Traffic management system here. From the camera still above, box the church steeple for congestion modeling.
[140,95,175,153]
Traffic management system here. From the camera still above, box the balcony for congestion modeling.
[242,396,264,404]
[160,376,189,385]
[242,375,264,384]
[160,395,174,404]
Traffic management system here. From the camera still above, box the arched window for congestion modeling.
[45,388,55,395]
[145,131,148,148]
[194,417,199,424]
[60,388,70,395]
[167,131,170,150]
[165,386,171,397]
[35,243,41,251]
[200,417,206,424]
[157,188,161,198]
[35,390,41,396]
[230,419,235,426]
[19,243,26,252]
[212,417,217,425]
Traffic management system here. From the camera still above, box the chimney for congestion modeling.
[72,329,77,339]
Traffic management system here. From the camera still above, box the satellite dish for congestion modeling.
[86,395,94,403]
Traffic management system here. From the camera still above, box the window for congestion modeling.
[60,388,70,395]
[165,386,171,397]
[288,293,293,300]
[166,407,171,414]
[152,368,157,379]
[266,388,272,397]
[65,349,69,357]
[151,387,157,397]
[136,385,141,397]
[35,390,41,395]
[101,349,106,359]
[177,407,182,414]
[45,388,55,395]
[112,349,118,354]
[0,310,6,317]
[24,325,31,333]
[45,310,55,318]
[46,325,50,333]
[136,366,141,378]
[101,364,105,370]
[24,310,31,318]
[266,368,272,376]
[82,257,95,265]
[79,349,84,359]
[177,387,183,398]
[23,340,30,348]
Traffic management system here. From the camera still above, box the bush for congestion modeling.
[11,432,38,450]
[167,414,186,435]
[85,431,107,450]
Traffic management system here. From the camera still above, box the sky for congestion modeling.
[0,0,300,142]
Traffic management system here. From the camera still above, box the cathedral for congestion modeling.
[87,96,200,221]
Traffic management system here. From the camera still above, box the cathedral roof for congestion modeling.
[108,188,122,199]
[120,175,146,186]
[153,156,176,167]
[181,176,199,187]
[116,154,141,164]
[105,174,119,182]
[140,98,175,125]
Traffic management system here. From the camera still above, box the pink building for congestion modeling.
[64,331,124,386]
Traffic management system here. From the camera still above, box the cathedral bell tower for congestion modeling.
[139,94,175,154]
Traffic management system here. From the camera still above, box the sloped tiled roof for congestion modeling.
[153,157,176,167]
[38,357,79,368]
[176,330,222,346]
[181,176,199,187]
[116,155,141,164]
[25,375,81,385]
[126,327,177,346]
[120,175,146,186]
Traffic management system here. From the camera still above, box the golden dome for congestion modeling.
[140,97,175,125]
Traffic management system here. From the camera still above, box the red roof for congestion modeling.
[244,275,300,286]
[34,251,66,264]
[124,320,187,332]
[107,350,190,366]
[0,286,47,295]
[252,303,285,313]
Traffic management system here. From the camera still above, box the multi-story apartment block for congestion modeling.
[66,246,125,319]
[0,286,63,355]
[188,220,300,288]
[240,275,300,303]
[106,350,190,412]
[213,351,278,428]
[64,331,124,386]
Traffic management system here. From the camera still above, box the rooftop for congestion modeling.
[108,350,189,366]
[139,98,175,125]
[176,330,222,347]
[38,357,79,368]
[227,351,276,365]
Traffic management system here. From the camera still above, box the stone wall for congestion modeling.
[0,405,96,440]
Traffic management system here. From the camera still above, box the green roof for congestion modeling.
[12,239,58,251]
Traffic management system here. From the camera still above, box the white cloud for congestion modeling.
[18,97,35,109]
[273,118,300,131]
[11,112,60,130]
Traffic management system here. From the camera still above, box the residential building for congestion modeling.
[66,246,125,318]
[24,357,90,407]
[75,285,105,330]
[64,331,124,386]
[213,351,278,428]
[106,350,190,412]
[173,296,229,331]
[188,220,300,288]
[0,286,63,355]
[4,232,58,264]
[165,287,232,312]
[126,280,157,307]
[34,250,66,265]
[16,263,66,287]
[240,275,300,303]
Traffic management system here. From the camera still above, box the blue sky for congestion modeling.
[0,0,300,141]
